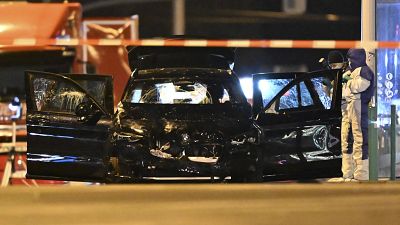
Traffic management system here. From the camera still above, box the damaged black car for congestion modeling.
[24,47,343,183]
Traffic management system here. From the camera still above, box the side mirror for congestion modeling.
[75,101,101,124]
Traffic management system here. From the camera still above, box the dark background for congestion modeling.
[30,0,362,77]
[77,0,361,39]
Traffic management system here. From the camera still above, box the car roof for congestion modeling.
[127,46,235,71]
[134,68,234,80]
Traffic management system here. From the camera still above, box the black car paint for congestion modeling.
[24,48,343,182]
[25,73,113,181]
[253,71,342,179]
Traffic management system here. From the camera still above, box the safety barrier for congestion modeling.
[0,124,28,187]
[1,38,400,49]
[0,142,27,153]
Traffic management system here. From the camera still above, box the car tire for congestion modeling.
[230,149,264,183]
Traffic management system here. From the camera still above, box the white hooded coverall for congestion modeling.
[341,48,374,181]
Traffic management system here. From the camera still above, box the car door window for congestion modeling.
[63,74,114,114]
[300,81,314,107]
[278,81,314,110]
[279,85,298,110]
[72,80,106,108]
[257,78,293,108]
[310,77,333,109]
[32,76,91,114]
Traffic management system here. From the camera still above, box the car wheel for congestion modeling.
[118,159,143,183]
[230,150,264,183]
[245,164,264,183]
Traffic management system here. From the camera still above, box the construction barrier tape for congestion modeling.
[1,38,400,49]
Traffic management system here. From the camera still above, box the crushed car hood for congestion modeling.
[116,103,252,137]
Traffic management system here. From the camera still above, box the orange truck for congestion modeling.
[0,2,137,185]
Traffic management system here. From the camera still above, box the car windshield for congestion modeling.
[124,79,245,104]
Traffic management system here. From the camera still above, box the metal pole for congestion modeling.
[362,0,376,69]
[172,0,185,35]
[368,107,378,181]
[362,0,378,181]
[390,105,396,180]
[82,21,88,74]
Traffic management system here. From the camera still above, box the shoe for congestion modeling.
[327,177,345,182]
[354,159,369,181]
[344,178,359,182]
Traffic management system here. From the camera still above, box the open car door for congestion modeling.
[25,71,114,182]
[253,69,342,176]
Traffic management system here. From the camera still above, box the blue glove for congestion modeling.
[342,71,352,83]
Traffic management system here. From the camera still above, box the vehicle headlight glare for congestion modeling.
[132,127,144,134]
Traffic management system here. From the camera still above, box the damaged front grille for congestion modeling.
[149,131,224,162]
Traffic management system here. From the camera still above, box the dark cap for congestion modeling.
[328,50,345,64]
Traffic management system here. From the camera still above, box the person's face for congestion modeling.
[329,63,344,69]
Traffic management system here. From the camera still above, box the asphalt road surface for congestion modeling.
[1,183,400,225]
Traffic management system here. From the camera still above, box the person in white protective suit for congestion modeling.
[320,51,347,97]
[330,48,375,182]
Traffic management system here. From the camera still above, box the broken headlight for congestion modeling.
[130,124,147,135]
[180,133,190,145]
[114,132,144,142]
[230,134,257,145]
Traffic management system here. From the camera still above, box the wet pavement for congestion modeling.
[1,183,400,225]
